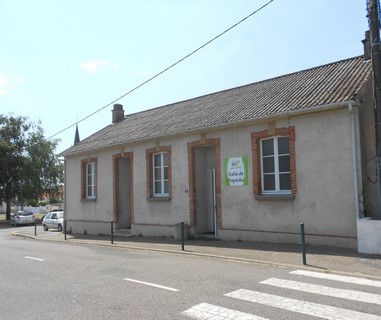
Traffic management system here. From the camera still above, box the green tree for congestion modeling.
[23,122,63,202]
[0,115,30,220]
[0,115,62,220]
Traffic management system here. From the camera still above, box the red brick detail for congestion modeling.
[113,152,134,224]
[80,158,97,200]
[251,127,297,196]
[146,146,172,198]
[187,139,221,228]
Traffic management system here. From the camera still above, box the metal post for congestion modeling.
[300,223,307,265]
[181,221,185,251]
[64,220,67,240]
[369,0,381,219]
[111,221,114,244]
[34,221,37,236]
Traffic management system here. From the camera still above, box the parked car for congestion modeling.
[42,211,64,232]
[11,211,35,226]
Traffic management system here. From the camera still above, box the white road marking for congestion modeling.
[181,302,268,320]
[290,270,381,288]
[25,256,44,261]
[225,289,380,320]
[260,278,381,305]
[123,278,179,292]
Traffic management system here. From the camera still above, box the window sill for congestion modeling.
[255,194,294,200]
[147,196,171,201]
[81,198,96,202]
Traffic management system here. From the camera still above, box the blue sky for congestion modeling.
[0,0,368,154]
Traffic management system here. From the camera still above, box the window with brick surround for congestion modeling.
[252,127,296,197]
[146,146,172,199]
[81,158,97,200]
[261,136,291,193]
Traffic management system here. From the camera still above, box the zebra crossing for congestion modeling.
[181,270,381,319]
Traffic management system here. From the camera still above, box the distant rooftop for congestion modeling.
[61,56,371,157]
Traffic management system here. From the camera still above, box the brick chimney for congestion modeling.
[112,104,124,123]
[362,30,371,60]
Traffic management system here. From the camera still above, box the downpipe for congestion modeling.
[349,101,360,220]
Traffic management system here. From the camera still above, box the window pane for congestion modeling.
[87,186,93,197]
[154,181,161,194]
[278,155,290,172]
[163,152,168,166]
[164,181,169,193]
[152,151,169,196]
[154,154,161,167]
[87,175,92,186]
[87,163,93,175]
[164,167,169,179]
[154,168,161,180]
[278,137,289,155]
[263,174,275,190]
[279,173,291,190]
[262,139,274,156]
[263,157,274,173]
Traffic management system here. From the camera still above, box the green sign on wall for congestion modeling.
[224,156,248,186]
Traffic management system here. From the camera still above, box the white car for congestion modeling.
[42,211,64,232]
[11,211,35,226]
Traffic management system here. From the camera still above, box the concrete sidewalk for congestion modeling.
[11,225,381,280]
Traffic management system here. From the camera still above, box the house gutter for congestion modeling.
[348,101,360,220]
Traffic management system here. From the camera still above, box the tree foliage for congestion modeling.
[0,115,63,220]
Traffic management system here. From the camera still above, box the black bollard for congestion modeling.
[111,221,114,244]
[181,221,185,251]
[300,223,307,265]
[64,220,67,240]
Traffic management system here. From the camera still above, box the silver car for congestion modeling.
[11,211,35,226]
[42,211,64,232]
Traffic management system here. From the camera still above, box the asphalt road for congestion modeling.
[1,226,381,320]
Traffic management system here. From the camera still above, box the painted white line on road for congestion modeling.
[260,278,381,305]
[290,270,381,288]
[123,278,179,292]
[25,256,44,261]
[181,302,268,320]
[225,289,380,320]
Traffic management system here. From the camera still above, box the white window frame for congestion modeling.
[153,152,169,197]
[86,162,96,199]
[260,136,291,195]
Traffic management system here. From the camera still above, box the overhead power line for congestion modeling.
[48,0,274,140]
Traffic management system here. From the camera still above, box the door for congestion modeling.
[117,157,131,228]
[194,146,216,235]
[210,169,217,236]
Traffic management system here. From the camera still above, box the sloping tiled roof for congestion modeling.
[62,56,371,156]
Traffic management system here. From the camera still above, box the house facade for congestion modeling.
[61,56,378,250]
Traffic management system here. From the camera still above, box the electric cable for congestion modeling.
[48,0,274,140]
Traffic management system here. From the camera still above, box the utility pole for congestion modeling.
[368,0,381,219]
